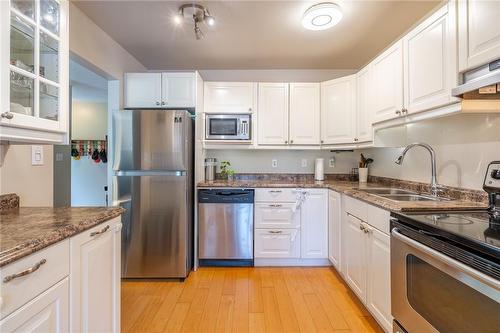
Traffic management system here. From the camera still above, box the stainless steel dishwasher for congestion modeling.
[198,189,254,266]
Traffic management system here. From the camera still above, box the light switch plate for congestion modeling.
[301,159,308,168]
[31,145,44,166]
[329,157,335,168]
[55,152,64,162]
[271,159,278,168]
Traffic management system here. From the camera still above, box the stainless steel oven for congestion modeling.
[390,218,500,333]
[205,114,251,140]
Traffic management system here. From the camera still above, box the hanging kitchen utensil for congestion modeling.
[99,148,108,163]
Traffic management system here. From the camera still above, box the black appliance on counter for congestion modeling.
[390,161,500,333]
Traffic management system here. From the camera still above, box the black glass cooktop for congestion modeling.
[392,210,500,260]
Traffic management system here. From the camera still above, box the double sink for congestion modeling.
[356,188,452,202]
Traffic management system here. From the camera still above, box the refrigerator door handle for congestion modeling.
[114,170,186,177]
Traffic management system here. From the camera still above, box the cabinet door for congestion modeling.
[125,73,162,108]
[344,214,367,303]
[321,75,356,145]
[458,0,500,72]
[70,218,122,333]
[203,82,255,113]
[371,41,404,123]
[300,189,328,259]
[356,66,373,143]
[258,83,289,145]
[161,73,195,108]
[367,227,392,332]
[254,228,300,258]
[289,83,320,145]
[404,3,458,115]
[0,278,69,333]
[328,191,341,269]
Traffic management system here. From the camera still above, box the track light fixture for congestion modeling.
[173,3,215,40]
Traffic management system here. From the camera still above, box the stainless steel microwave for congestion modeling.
[205,114,251,140]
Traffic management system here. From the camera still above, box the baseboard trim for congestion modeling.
[254,258,331,267]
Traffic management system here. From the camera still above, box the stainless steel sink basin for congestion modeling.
[357,188,417,195]
[378,194,451,202]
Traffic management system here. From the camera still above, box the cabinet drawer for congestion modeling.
[255,188,298,202]
[255,229,300,258]
[255,203,300,229]
[367,204,390,235]
[344,196,368,221]
[0,240,70,319]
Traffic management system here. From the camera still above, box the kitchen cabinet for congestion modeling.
[367,227,392,332]
[125,72,195,109]
[300,189,328,259]
[255,203,300,229]
[289,83,320,145]
[355,66,373,143]
[321,75,356,144]
[70,217,122,333]
[204,82,256,114]
[257,83,289,145]
[1,0,69,143]
[0,278,69,333]
[403,2,458,115]
[342,196,392,332]
[458,0,500,72]
[344,213,367,302]
[254,228,300,258]
[371,40,404,123]
[328,190,341,269]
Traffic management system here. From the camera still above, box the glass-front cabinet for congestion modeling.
[0,0,68,143]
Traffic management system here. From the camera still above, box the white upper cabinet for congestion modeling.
[289,83,320,145]
[458,0,500,72]
[355,66,373,143]
[371,40,404,123]
[125,73,162,108]
[258,83,289,145]
[403,2,458,115]
[300,189,328,259]
[125,72,195,109]
[1,0,69,143]
[321,75,356,144]
[204,82,256,113]
[161,73,196,108]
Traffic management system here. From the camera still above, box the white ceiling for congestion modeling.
[74,0,440,70]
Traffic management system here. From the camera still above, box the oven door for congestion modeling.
[391,227,500,333]
[205,114,250,140]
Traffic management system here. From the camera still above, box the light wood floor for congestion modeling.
[121,267,384,333]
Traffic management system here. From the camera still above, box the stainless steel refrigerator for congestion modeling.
[112,109,193,279]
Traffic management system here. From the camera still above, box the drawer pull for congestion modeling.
[3,259,47,283]
[90,225,110,237]
[269,230,282,234]
[269,190,282,193]
[269,204,283,208]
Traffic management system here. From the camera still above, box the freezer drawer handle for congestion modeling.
[268,230,282,234]
[3,259,47,283]
[90,225,110,237]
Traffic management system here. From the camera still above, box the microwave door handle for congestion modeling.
[391,228,500,292]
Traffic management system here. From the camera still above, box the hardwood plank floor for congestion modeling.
[121,267,384,333]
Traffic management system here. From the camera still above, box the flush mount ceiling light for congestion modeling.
[302,2,342,31]
[173,3,215,40]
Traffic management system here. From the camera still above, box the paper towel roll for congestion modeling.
[315,158,324,181]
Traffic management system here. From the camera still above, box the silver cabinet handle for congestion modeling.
[395,110,401,116]
[290,140,294,144]
[285,140,288,144]
[269,190,282,193]
[1,112,14,119]
[269,230,282,234]
[90,225,110,237]
[3,259,47,283]
[156,101,160,106]
[161,101,166,106]
[359,224,366,231]
[321,140,324,144]
[248,107,252,112]
[269,204,283,207]
[402,108,408,114]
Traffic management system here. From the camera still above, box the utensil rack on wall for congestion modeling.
[71,140,107,157]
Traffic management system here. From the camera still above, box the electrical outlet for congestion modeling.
[272,159,278,168]
[329,157,335,168]
[31,145,44,166]
[301,159,308,168]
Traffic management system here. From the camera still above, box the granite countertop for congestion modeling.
[0,206,124,267]
[197,178,488,213]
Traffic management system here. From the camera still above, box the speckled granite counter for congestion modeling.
[197,176,488,213]
[0,206,124,267]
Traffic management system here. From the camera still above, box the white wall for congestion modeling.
[71,101,108,140]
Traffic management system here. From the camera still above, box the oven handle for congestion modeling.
[391,228,500,291]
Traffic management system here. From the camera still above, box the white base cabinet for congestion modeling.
[300,189,328,259]
[70,217,122,333]
[0,279,69,333]
[341,196,392,333]
[328,190,341,269]
[254,229,300,258]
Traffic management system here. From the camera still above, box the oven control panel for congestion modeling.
[484,161,500,190]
